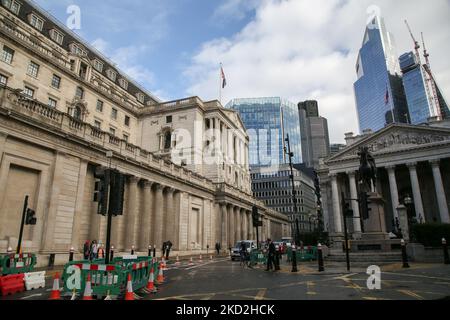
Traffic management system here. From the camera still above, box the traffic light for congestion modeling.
[109,170,125,216]
[359,192,371,220]
[252,206,259,227]
[343,202,353,218]
[94,167,110,216]
[25,208,37,225]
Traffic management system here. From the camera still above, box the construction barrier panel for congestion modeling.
[286,246,318,262]
[0,253,37,275]
[127,260,151,291]
[24,271,46,291]
[0,273,25,296]
[250,250,267,267]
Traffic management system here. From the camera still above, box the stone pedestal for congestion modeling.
[362,192,390,241]
[396,205,410,242]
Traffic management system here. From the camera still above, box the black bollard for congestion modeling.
[148,245,152,257]
[153,245,156,258]
[275,250,280,271]
[131,245,135,255]
[443,238,450,265]
[401,239,410,268]
[110,246,115,261]
[69,247,74,262]
[291,245,298,273]
[318,243,325,272]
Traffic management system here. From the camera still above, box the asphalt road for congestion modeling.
[2,257,450,300]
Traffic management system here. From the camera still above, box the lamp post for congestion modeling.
[285,134,300,246]
[404,195,414,240]
[104,150,114,264]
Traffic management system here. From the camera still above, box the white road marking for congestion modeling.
[21,294,42,300]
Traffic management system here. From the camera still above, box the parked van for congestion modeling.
[231,240,257,261]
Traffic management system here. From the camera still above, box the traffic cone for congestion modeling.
[188,257,194,266]
[175,255,180,266]
[49,273,61,300]
[124,274,134,301]
[156,263,165,284]
[82,274,93,300]
[199,255,203,263]
[210,255,213,261]
[162,258,167,271]
[145,268,157,293]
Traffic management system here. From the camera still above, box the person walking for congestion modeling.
[90,240,98,261]
[266,239,276,271]
[215,242,221,256]
[162,242,167,259]
[166,241,173,260]
[97,244,105,259]
[83,240,90,260]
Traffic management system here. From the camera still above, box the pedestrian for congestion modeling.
[90,240,98,261]
[166,241,173,260]
[274,243,281,271]
[83,240,90,260]
[162,241,167,259]
[215,242,221,255]
[97,244,105,259]
[266,239,276,271]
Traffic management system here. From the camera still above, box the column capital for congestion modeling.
[346,171,357,177]
[329,173,338,179]
[143,181,154,189]
[406,162,418,169]
[164,186,175,194]
[430,159,441,167]
[128,176,140,184]
[385,165,397,171]
[154,183,164,191]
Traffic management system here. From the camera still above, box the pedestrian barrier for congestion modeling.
[250,250,267,267]
[286,246,318,262]
[128,260,151,291]
[0,253,37,275]
[0,273,25,296]
[24,271,46,291]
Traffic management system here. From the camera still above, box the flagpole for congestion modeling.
[219,63,222,104]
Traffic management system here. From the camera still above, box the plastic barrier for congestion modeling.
[128,260,151,291]
[0,253,37,275]
[250,250,267,267]
[0,274,25,296]
[287,246,318,262]
[24,271,46,291]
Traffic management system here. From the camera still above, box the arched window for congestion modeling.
[164,131,172,150]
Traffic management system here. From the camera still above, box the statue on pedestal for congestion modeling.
[357,146,377,193]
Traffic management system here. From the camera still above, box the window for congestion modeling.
[51,74,61,89]
[109,128,116,136]
[94,120,101,129]
[124,115,130,126]
[29,13,44,31]
[79,63,87,80]
[106,69,117,82]
[70,43,87,56]
[93,59,103,72]
[48,97,57,108]
[111,108,118,120]
[23,87,34,99]
[136,93,145,103]
[96,100,104,112]
[1,45,14,64]
[3,0,21,15]
[119,78,128,90]
[49,29,64,45]
[0,74,7,86]
[164,131,172,150]
[166,116,172,124]
[27,61,40,78]
[123,134,129,142]
[75,86,84,99]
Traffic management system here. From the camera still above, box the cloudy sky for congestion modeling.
[34,0,450,143]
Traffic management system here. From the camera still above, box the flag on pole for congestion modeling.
[221,65,227,89]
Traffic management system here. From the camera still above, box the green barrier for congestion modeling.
[286,247,318,262]
[127,258,152,291]
[0,253,37,275]
[249,250,267,266]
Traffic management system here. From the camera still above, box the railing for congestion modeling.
[17,96,63,122]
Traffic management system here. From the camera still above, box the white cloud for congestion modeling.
[212,0,260,22]
[184,0,450,143]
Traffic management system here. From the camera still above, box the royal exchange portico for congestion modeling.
[317,122,450,242]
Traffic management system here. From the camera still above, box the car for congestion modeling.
[231,240,257,261]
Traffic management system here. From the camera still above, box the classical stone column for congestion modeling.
[386,166,400,220]
[164,188,175,243]
[71,159,88,251]
[228,205,235,248]
[125,176,139,251]
[246,211,252,240]
[220,204,228,249]
[0,133,7,162]
[407,163,425,222]
[348,171,362,234]
[330,174,343,234]
[242,209,248,240]
[153,184,164,249]
[430,160,450,223]
[235,206,241,242]
[173,191,181,250]
[139,181,153,250]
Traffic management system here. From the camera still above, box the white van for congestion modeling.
[231,240,257,261]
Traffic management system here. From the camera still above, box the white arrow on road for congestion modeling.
[20,293,43,300]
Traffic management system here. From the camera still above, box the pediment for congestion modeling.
[327,124,450,162]
[222,109,246,132]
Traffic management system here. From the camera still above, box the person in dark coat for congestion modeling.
[165,241,173,260]
[162,242,167,258]
[83,240,90,260]
[266,239,276,271]
[215,242,221,255]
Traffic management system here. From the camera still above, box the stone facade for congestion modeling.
[0,1,290,265]
[317,122,450,244]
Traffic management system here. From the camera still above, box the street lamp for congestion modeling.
[284,134,300,246]
[404,195,414,240]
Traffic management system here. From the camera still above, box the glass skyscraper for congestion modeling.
[226,97,302,167]
[400,51,450,124]
[354,16,409,133]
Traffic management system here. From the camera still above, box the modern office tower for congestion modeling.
[298,101,330,168]
[251,164,317,232]
[226,97,302,167]
[330,144,346,156]
[354,15,409,133]
[400,51,450,124]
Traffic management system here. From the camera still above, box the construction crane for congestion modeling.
[404,20,421,64]
[421,32,442,120]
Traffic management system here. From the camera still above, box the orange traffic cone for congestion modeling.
[82,274,94,300]
[162,258,167,271]
[145,268,157,293]
[175,255,180,266]
[156,263,165,284]
[188,257,194,266]
[199,255,203,263]
[49,273,61,300]
[124,274,134,301]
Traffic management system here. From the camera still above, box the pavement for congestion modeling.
[1,256,450,300]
